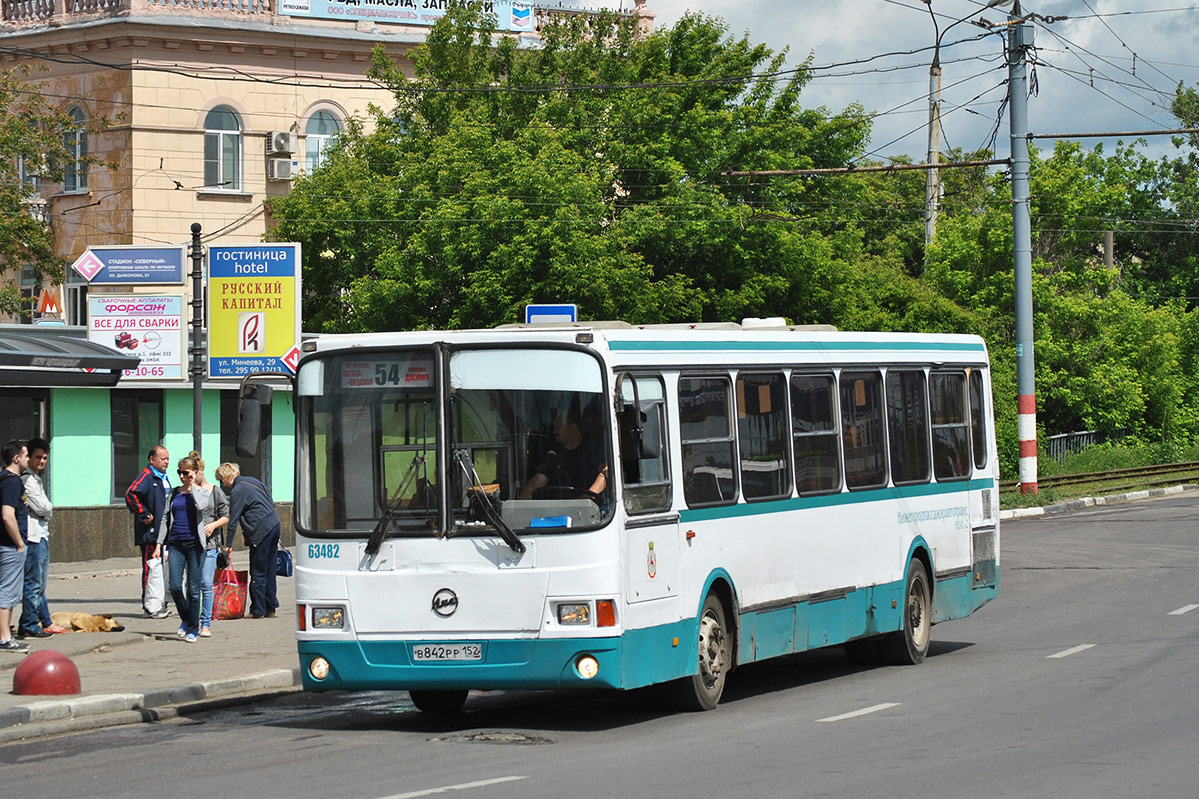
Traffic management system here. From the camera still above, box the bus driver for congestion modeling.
[519,408,608,501]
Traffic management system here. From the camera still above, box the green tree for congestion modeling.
[269,6,874,332]
[925,138,1199,457]
[0,65,108,317]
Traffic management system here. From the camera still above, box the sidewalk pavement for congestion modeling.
[0,552,301,743]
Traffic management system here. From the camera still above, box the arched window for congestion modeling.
[305,110,341,173]
[204,106,242,191]
[63,106,88,193]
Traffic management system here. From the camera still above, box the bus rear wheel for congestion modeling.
[673,593,731,712]
[881,559,931,665]
[408,689,469,715]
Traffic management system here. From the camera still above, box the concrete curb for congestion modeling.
[0,667,300,741]
[998,482,1196,521]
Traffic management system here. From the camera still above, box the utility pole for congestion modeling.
[189,223,204,455]
[924,46,942,250]
[1007,5,1037,494]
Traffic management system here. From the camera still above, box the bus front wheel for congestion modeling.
[882,559,931,665]
[408,689,469,715]
[673,593,731,711]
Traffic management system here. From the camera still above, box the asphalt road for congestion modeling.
[3,495,1197,799]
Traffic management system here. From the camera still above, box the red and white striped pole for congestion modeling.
[1018,393,1037,494]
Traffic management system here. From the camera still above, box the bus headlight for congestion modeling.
[557,603,591,625]
[576,655,600,680]
[309,657,331,680]
[312,607,345,629]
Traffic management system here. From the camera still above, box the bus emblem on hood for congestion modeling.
[432,588,458,617]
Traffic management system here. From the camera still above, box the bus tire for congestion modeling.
[408,689,469,715]
[673,593,731,712]
[882,559,931,665]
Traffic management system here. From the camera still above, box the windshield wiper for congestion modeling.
[364,453,426,557]
[453,449,525,555]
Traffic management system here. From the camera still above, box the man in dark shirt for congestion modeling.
[0,440,30,653]
[519,409,608,500]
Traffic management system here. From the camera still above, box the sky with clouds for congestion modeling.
[592,1,1199,163]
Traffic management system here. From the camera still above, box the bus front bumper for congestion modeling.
[298,637,627,692]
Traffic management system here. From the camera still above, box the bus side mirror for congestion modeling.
[236,384,273,458]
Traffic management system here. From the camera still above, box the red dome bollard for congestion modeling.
[12,649,82,696]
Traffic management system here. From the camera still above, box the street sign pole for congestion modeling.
[190,223,204,455]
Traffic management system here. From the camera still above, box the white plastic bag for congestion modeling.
[143,555,167,615]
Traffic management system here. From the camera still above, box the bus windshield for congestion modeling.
[296,346,611,537]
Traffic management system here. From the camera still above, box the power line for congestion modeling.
[1073,0,1177,85]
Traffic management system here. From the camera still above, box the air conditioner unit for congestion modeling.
[267,158,299,181]
[266,131,297,155]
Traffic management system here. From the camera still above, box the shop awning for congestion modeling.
[0,328,140,387]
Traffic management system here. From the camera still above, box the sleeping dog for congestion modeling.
[49,612,126,633]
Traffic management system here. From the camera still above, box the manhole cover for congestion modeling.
[430,731,552,745]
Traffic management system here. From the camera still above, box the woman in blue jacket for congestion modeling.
[157,456,223,642]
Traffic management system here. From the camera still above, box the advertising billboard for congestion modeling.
[207,244,302,378]
[277,0,534,30]
[87,294,186,381]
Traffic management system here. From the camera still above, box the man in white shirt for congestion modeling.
[16,438,66,638]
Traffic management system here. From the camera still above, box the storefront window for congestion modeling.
[111,390,163,501]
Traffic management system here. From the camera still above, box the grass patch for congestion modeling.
[1000,440,1199,509]
[1038,440,1199,477]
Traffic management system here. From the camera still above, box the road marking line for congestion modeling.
[817,702,901,723]
[1047,644,1096,659]
[378,776,528,799]
[1168,604,1199,616]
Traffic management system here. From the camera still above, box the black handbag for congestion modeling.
[216,549,229,570]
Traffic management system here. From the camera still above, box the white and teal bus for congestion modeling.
[285,320,999,713]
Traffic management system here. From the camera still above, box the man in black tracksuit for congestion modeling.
[125,445,171,618]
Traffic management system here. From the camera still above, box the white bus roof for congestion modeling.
[302,322,990,368]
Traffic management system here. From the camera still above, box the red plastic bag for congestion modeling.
[214,567,248,620]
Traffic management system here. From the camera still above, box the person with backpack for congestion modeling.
[0,440,30,653]
[126,445,171,619]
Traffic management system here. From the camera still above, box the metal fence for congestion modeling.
[1045,429,1134,461]
[1046,430,1098,461]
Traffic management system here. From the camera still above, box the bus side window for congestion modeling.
[840,371,887,490]
[931,371,970,481]
[969,370,988,471]
[618,374,672,514]
[885,369,930,486]
[790,373,841,495]
[679,376,738,507]
[736,372,792,501]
